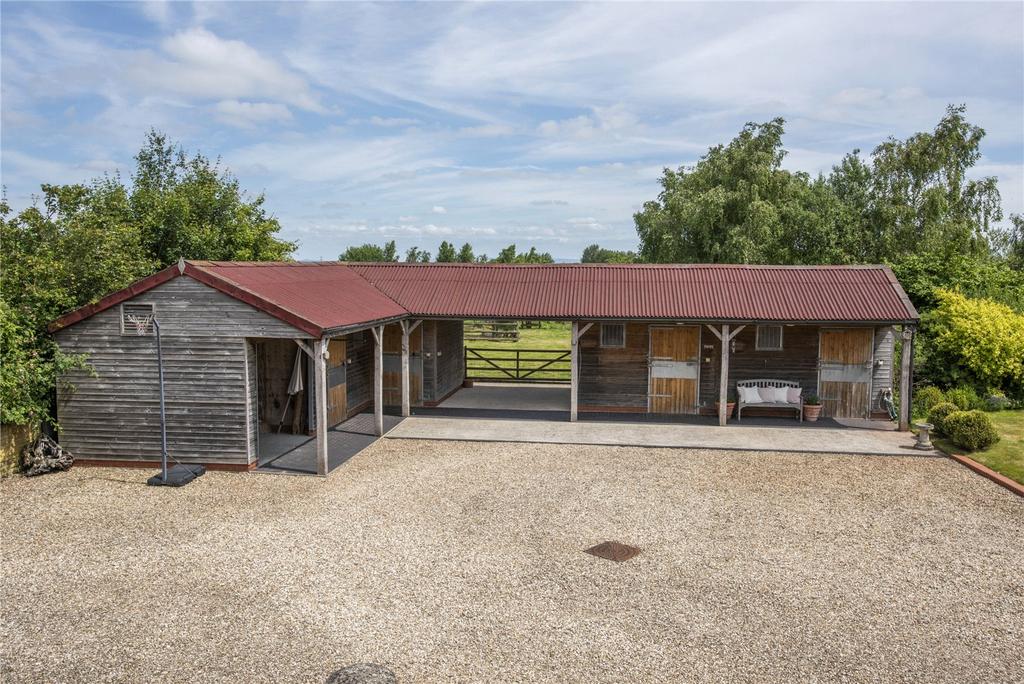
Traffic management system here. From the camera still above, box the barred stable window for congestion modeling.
[600,323,625,348]
[755,325,783,351]
[121,303,155,336]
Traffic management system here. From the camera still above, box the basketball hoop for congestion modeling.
[126,313,154,336]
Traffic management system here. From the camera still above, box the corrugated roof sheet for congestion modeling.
[347,263,917,323]
[189,261,409,334]
[51,261,918,336]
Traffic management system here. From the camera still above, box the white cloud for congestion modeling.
[432,205,447,214]
[130,28,323,112]
[214,100,293,128]
[136,1,171,26]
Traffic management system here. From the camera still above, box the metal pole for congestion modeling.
[154,318,168,481]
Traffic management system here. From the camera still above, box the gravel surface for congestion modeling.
[1,441,1022,683]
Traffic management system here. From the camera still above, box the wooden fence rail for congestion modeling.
[464,347,571,383]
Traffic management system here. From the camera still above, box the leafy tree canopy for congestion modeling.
[581,243,637,263]
[1,130,295,425]
[457,243,475,263]
[405,246,431,263]
[436,241,458,262]
[339,240,398,262]
[635,105,1006,267]
[492,244,554,264]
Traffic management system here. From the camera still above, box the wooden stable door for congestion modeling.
[819,329,873,418]
[327,338,347,426]
[648,326,700,414]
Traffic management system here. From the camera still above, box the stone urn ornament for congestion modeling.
[803,395,823,422]
[913,422,934,450]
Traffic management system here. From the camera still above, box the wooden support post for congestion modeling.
[399,320,422,418]
[718,324,730,427]
[371,325,385,436]
[313,338,329,477]
[570,322,594,422]
[899,326,914,431]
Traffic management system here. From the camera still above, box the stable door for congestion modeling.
[327,338,347,426]
[818,328,873,418]
[648,326,701,414]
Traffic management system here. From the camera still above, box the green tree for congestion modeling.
[457,243,475,263]
[131,130,294,264]
[405,246,431,263]
[634,118,852,265]
[339,240,398,262]
[436,241,457,262]
[492,244,554,264]
[866,104,1002,262]
[581,243,637,263]
[1,130,298,426]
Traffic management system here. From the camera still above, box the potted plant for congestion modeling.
[715,389,737,419]
[803,395,822,422]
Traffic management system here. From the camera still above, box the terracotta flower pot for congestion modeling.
[714,401,736,419]
[803,404,822,422]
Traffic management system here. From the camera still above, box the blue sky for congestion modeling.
[2,1,1022,261]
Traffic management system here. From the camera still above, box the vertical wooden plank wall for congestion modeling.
[344,330,375,415]
[432,320,465,402]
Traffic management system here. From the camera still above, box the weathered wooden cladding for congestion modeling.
[432,320,465,402]
[578,322,650,411]
[700,325,820,408]
[871,326,895,413]
[54,277,306,465]
[255,338,307,434]
[344,329,375,415]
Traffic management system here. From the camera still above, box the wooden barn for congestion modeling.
[49,260,919,475]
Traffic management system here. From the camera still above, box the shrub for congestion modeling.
[912,386,945,418]
[943,410,1000,451]
[921,290,1024,397]
[983,391,1010,411]
[928,402,960,435]
[944,385,984,411]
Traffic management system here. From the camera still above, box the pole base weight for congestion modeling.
[147,464,206,487]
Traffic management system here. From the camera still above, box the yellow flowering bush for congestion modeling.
[924,290,1024,397]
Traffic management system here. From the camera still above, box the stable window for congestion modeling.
[600,323,625,348]
[755,325,783,351]
[120,303,155,336]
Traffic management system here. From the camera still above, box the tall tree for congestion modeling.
[1,130,296,425]
[866,104,1002,261]
[405,246,431,263]
[581,243,636,263]
[131,130,294,265]
[457,243,475,263]
[436,240,457,262]
[339,241,398,262]
[492,244,554,264]
[634,118,852,265]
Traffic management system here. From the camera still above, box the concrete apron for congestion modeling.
[386,416,938,457]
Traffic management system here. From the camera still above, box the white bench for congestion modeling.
[736,379,803,422]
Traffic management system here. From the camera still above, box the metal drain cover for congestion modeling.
[585,541,641,562]
[326,663,397,684]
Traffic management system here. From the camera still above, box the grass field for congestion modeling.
[932,409,1024,485]
[463,321,570,381]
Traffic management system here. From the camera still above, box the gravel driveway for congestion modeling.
[1,441,1021,683]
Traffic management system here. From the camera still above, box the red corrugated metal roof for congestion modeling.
[348,263,918,323]
[189,261,408,334]
[50,261,917,336]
